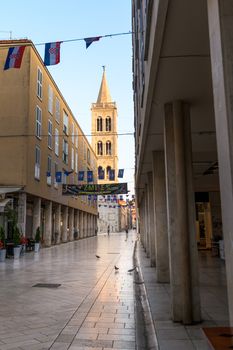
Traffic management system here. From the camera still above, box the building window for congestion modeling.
[48,85,53,114]
[36,106,42,139]
[63,110,68,135]
[55,97,60,123]
[83,141,86,160]
[106,141,112,155]
[54,162,58,188]
[75,128,78,148]
[55,128,59,156]
[48,120,52,149]
[63,139,68,164]
[75,152,78,173]
[71,122,75,144]
[47,155,52,185]
[35,146,40,180]
[97,116,102,131]
[71,148,74,170]
[97,141,103,155]
[87,148,90,164]
[37,67,43,99]
[106,166,111,179]
[106,117,111,131]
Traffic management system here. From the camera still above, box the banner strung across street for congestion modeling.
[62,183,128,195]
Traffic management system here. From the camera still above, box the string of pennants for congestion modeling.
[2,31,132,70]
[47,169,124,183]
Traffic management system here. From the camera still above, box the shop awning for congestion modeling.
[0,198,12,212]
[0,187,22,194]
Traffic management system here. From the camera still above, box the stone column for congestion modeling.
[164,101,201,324]
[55,204,61,244]
[147,172,156,267]
[145,188,150,258]
[61,206,68,242]
[139,199,145,248]
[44,201,52,247]
[207,0,233,324]
[152,151,169,282]
[33,197,41,237]
[80,211,83,238]
[69,208,74,241]
[17,193,27,235]
[74,209,78,239]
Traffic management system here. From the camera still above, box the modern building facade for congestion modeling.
[0,39,98,246]
[132,0,233,325]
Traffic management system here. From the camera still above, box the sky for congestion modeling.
[0,1,135,195]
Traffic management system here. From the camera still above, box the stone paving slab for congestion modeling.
[0,233,136,350]
[137,241,229,350]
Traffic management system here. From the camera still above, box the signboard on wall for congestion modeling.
[62,183,128,196]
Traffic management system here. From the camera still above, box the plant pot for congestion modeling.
[34,242,40,252]
[13,246,21,259]
[0,249,6,262]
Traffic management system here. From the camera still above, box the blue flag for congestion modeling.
[109,169,115,181]
[55,171,62,183]
[64,170,73,176]
[98,169,105,180]
[84,36,102,49]
[87,171,93,183]
[118,169,124,178]
[78,171,84,181]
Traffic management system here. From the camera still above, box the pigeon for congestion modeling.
[114,265,119,271]
[96,255,100,259]
[128,266,137,273]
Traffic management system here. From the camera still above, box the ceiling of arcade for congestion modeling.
[138,0,219,196]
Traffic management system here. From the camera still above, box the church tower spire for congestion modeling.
[97,66,112,103]
[91,68,118,184]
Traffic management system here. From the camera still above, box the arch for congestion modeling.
[98,166,105,179]
[97,141,103,155]
[97,116,103,131]
[106,166,111,179]
[106,116,111,131]
[106,141,112,155]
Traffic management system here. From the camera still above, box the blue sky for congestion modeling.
[1,1,135,195]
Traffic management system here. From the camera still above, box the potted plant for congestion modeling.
[13,224,21,259]
[34,227,41,252]
[0,226,6,262]
[20,235,28,254]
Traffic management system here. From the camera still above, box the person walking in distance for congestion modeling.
[125,225,128,239]
[107,225,110,236]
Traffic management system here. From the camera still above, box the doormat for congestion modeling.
[32,283,61,288]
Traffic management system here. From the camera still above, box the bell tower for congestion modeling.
[91,67,118,183]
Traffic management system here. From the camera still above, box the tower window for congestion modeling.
[97,141,103,155]
[97,116,103,131]
[106,117,111,131]
[106,166,111,179]
[106,141,112,155]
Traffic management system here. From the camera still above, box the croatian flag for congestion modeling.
[84,36,102,49]
[4,46,26,70]
[44,42,61,66]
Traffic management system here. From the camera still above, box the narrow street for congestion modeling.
[0,232,136,350]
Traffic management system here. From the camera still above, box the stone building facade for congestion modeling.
[0,39,98,246]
